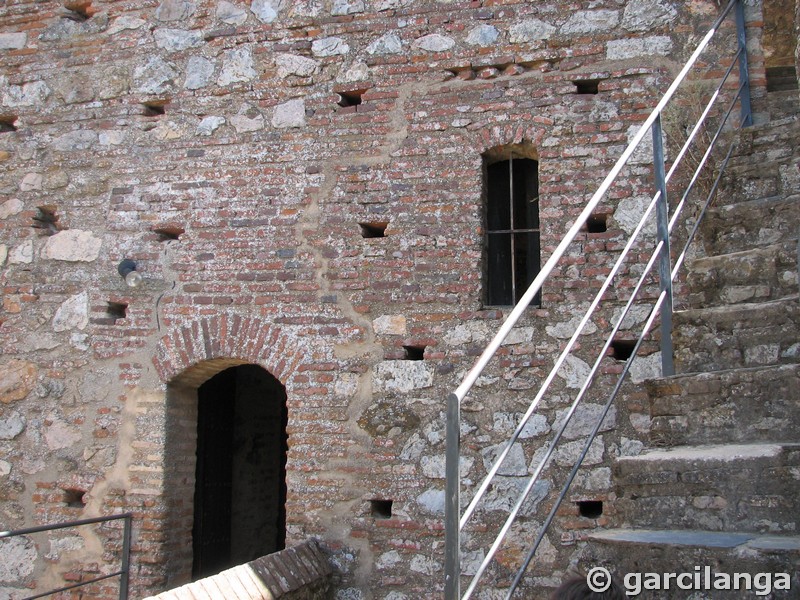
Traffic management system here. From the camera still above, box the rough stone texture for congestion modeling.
[372,315,406,336]
[0,199,24,219]
[366,33,402,54]
[251,0,283,23]
[218,47,258,86]
[606,36,673,60]
[0,411,26,440]
[509,18,556,43]
[185,56,215,90]
[0,360,37,404]
[52,292,89,332]
[0,1,776,599]
[154,28,203,52]
[561,10,620,35]
[41,230,102,262]
[155,0,196,22]
[217,1,248,25]
[311,37,349,57]
[271,98,305,128]
[621,0,678,33]
[133,56,179,95]
[0,32,26,50]
[0,537,36,582]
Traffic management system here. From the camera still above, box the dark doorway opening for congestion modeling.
[192,365,288,580]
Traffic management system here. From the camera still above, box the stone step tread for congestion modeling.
[700,194,799,254]
[722,160,799,180]
[733,114,800,148]
[646,364,800,446]
[583,530,798,597]
[689,240,798,266]
[589,528,800,551]
[646,361,799,396]
[673,297,800,373]
[674,295,799,322]
[683,241,799,307]
[716,154,799,206]
[617,442,798,465]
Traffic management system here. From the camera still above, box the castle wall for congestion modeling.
[0,1,766,598]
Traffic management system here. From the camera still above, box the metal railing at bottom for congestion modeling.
[0,513,132,600]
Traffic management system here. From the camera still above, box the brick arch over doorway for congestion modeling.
[151,315,303,587]
[152,314,303,388]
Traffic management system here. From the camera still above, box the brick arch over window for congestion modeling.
[472,123,545,158]
[152,314,302,389]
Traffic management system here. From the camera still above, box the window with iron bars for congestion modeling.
[484,156,541,306]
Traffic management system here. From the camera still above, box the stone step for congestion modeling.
[646,364,800,446]
[718,156,800,207]
[732,113,800,159]
[611,444,800,534]
[767,89,800,120]
[673,296,800,373]
[682,241,799,309]
[699,194,799,256]
[584,529,800,599]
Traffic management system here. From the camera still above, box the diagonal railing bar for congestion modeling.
[455,42,743,539]
[459,10,746,546]
[460,192,663,598]
[445,0,752,598]
[0,514,133,600]
[448,0,739,408]
[505,113,746,597]
[508,284,672,599]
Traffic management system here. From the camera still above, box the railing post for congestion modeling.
[652,115,675,377]
[444,392,461,600]
[734,0,753,127]
[119,515,132,600]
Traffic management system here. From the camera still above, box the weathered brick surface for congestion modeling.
[0,1,772,599]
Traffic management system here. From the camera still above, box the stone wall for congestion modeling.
[0,1,768,599]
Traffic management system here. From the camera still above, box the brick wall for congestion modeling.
[0,1,769,599]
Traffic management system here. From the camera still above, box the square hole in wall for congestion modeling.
[0,116,18,133]
[610,339,636,361]
[577,500,603,519]
[153,225,184,241]
[338,89,367,108]
[586,213,608,233]
[32,206,60,235]
[573,79,600,95]
[403,345,426,360]
[370,499,393,519]
[141,101,167,116]
[107,301,128,323]
[62,488,86,508]
[766,65,799,93]
[359,222,388,239]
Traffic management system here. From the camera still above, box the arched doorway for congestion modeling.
[191,364,288,579]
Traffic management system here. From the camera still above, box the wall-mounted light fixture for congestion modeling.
[117,259,143,288]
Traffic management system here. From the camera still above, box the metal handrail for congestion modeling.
[444,0,752,597]
[0,513,133,600]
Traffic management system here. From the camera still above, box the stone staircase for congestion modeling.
[582,90,800,597]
